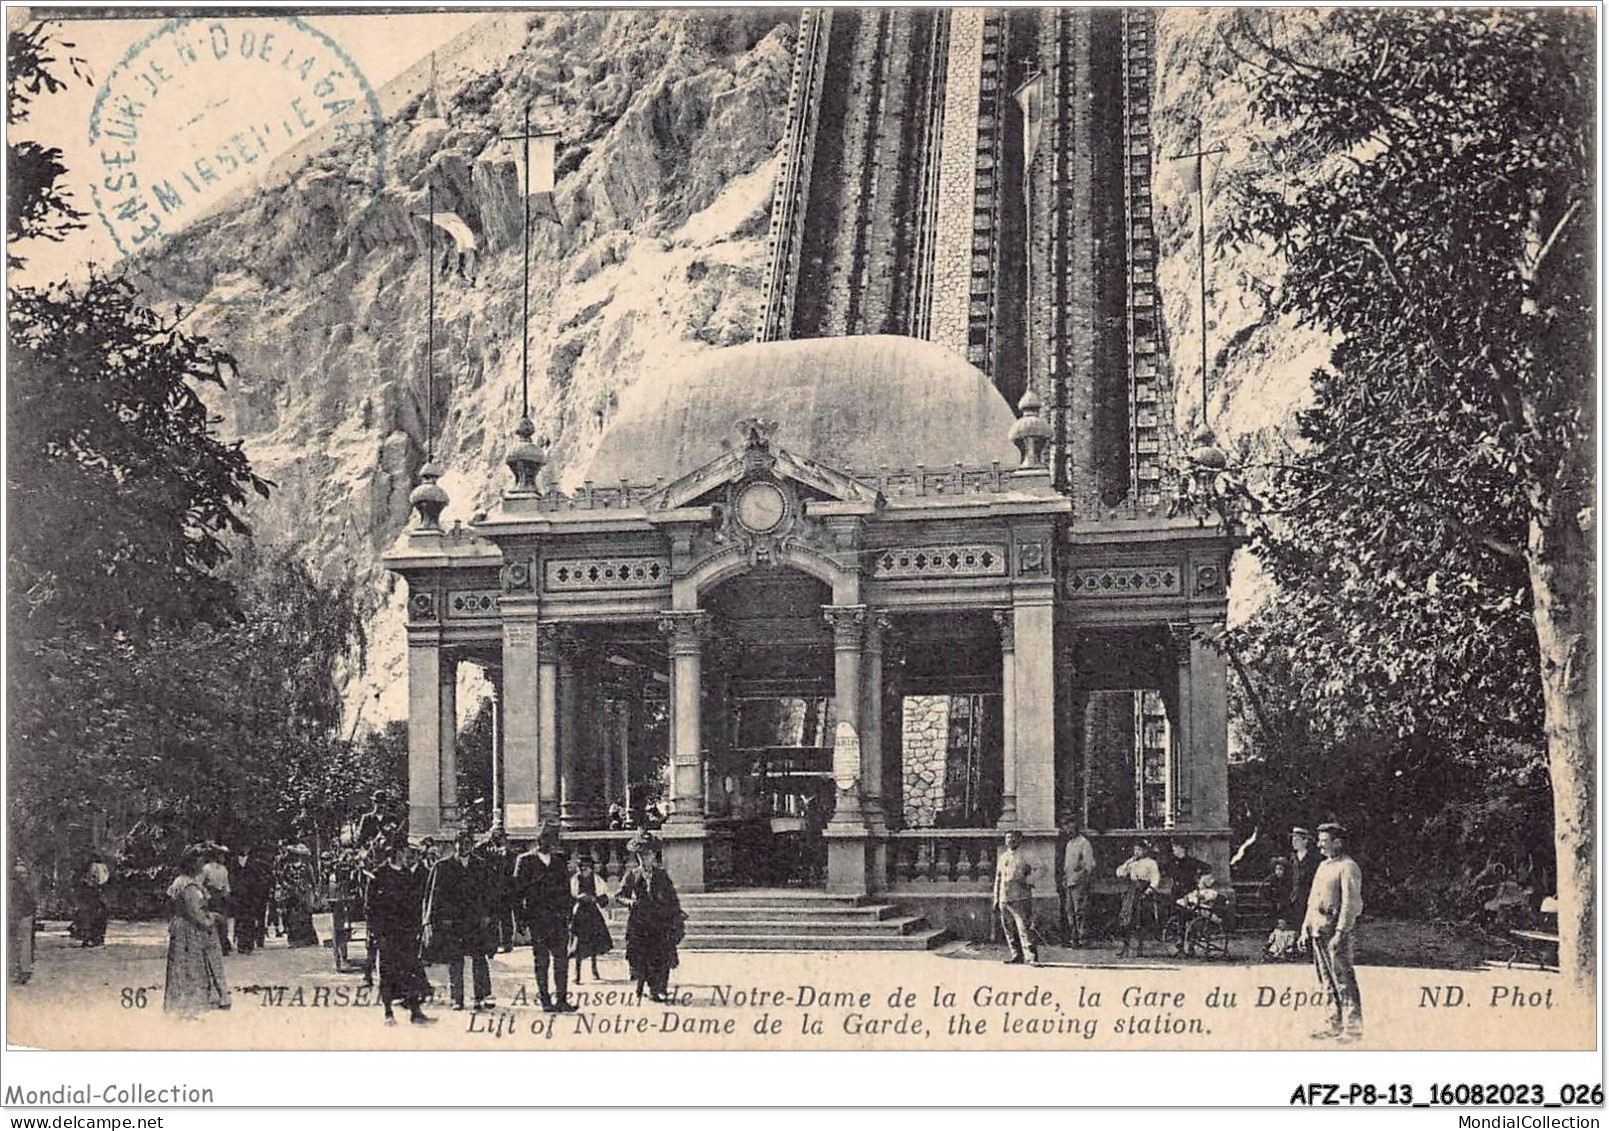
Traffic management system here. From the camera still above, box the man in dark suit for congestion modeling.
[367,836,435,1025]
[512,823,575,1013]
[424,829,494,1011]
[481,829,517,954]
[1288,826,1322,929]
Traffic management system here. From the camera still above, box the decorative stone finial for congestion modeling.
[506,415,547,493]
[410,461,449,530]
[1009,386,1053,470]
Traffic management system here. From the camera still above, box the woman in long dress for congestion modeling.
[277,847,319,948]
[569,853,613,984]
[164,846,230,1015]
[616,836,683,1002]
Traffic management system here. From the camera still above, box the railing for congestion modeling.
[884,829,1002,887]
[557,830,641,882]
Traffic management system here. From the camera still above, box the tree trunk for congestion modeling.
[1527,474,1595,992]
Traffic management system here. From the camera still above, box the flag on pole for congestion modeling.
[1175,153,1201,194]
[429,210,478,255]
[513,132,561,224]
[1014,71,1047,174]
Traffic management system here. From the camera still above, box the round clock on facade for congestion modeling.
[734,481,787,534]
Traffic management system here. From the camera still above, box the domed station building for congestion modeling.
[386,10,1240,947]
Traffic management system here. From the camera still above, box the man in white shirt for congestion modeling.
[1061,823,1097,947]
[1303,822,1364,1042]
[993,832,1038,966]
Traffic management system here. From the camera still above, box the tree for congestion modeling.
[8,275,271,641]
[8,549,384,900]
[6,23,86,267]
[1224,9,1594,986]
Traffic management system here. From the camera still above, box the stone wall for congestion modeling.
[900,694,952,828]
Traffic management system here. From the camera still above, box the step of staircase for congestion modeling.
[680,902,901,921]
[691,915,929,936]
[680,890,949,951]
[682,928,950,952]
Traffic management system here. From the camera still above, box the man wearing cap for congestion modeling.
[1288,826,1321,931]
[512,823,576,1013]
[1303,822,1364,1041]
[993,831,1039,966]
[423,829,495,1011]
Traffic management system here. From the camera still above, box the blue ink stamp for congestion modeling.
[87,16,387,303]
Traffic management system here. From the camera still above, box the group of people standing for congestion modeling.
[408,823,684,1021]
[157,812,687,1025]
[997,820,1365,1043]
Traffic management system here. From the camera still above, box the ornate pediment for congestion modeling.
[645,418,882,514]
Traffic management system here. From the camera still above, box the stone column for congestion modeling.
[626,671,649,817]
[537,624,561,823]
[602,691,618,817]
[1167,623,1194,825]
[500,605,542,834]
[861,611,890,826]
[657,611,707,822]
[992,607,1018,826]
[657,610,707,893]
[1011,594,1057,829]
[407,630,444,836]
[437,651,459,828]
[557,633,584,829]
[822,604,867,825]
[822,604,869,895]
[489,675,503,825]
[1187,621,1230,832]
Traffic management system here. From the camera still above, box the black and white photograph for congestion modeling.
[1,0,1599,1106]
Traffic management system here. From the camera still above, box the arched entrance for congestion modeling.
[700,568,836,887]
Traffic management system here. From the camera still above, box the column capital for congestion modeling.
[822,603,868,649]
[657,609,708,655]
[1167,622,1195,663]
[864,608,894,656]
[992,606,1015,653]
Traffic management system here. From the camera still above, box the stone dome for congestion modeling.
[586,335,1022,485]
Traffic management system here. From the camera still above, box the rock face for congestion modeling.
[1149,9,1330,620]
[143,10,799,719]
[1151,10,1330,454]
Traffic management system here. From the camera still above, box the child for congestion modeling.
[570,854,614,984]
[1266,917,1299,960]
[1176,873,1228,957]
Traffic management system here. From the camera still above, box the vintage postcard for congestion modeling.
[3,1,1598,1085]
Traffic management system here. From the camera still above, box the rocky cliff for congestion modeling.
[145,9,1317,725]
[1150,9,1330,619]
[144,10,799,719]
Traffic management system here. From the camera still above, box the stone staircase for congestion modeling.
[679,890,950,951]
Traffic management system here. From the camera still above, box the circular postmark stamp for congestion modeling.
[86,15,387,304]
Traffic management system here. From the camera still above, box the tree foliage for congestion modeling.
[6,23,86,265]
[9,551,393,902]
[1222,9,1594,982]
[8,276,271,641]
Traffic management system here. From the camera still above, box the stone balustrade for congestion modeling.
[884,829,1001,888]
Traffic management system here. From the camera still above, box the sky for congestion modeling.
[12,9,486,284]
